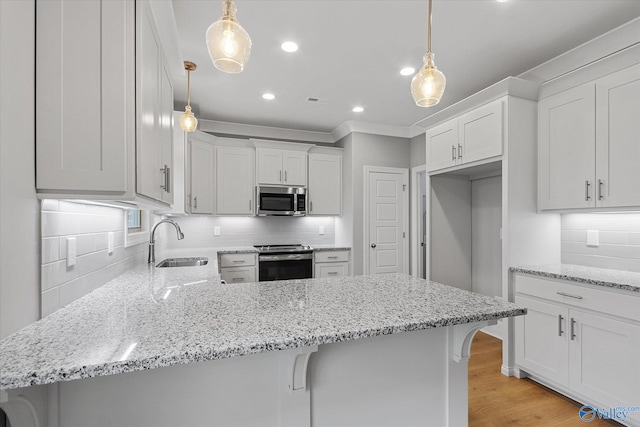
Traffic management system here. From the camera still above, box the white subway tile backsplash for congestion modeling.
[41,201,146,317]
[561,213,640,272]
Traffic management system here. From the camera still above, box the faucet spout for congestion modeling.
[148,219,184,264]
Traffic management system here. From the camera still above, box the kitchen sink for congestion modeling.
[156,257,208,268]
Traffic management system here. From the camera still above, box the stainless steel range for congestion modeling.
[254,244,313,281]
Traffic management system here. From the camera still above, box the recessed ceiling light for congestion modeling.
[400,67,415,76]
[281,41,298,53]
[262,93,275,100]
[352,106,364,113]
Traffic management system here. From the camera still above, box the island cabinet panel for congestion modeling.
[36,0,174,207]
[514,273,640,426]
[308,153,342,215]
[539,62,640,211]
[215,146,255,215]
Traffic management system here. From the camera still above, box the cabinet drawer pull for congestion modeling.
[598,179,604,200]
[232,260,246,264]
[585,180,591,201]
[451,145,456,161]
[328,256,338,259]
[231,277,244,282]
[556,291,583,300]
[570,318,577,340]
[327,272,338,275]
[458,144,462,159]
[558,314,564,336]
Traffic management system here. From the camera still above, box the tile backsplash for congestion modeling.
[562,213,640,272]
[158,215,336,252]
[40,200,146,317]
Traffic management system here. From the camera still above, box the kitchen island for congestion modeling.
[0,264,525,427]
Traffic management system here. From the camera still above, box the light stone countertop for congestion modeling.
[510,264,640,293]
[311,246,351,252]
[0,270,525,391]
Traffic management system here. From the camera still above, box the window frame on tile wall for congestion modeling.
[124,209,150,247]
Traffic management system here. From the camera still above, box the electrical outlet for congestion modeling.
[67,237,76,267]
[587,229,599,247]
[108,232,115,254]
[319,226,325,235]
[214,226,221,236]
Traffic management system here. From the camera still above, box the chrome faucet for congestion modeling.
[148,219,184,264]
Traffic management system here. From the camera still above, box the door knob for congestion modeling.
[371,243,377,248]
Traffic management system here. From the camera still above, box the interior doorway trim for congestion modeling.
[363,166,409,275]
[410,165,427,278]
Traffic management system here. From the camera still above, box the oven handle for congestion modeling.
[259,253,313,262]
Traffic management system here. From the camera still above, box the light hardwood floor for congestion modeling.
[468,332,619,427]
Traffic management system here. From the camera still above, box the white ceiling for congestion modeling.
[172,0,640,134]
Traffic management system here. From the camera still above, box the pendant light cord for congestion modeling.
[427,0,433,53]
[186,68,191,107]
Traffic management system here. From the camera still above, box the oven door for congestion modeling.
[258,253,313,281]
[258,187,296,216]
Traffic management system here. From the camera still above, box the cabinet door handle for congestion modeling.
[598,179,604,200]
[280,170,282,182]
[458,144,463,160]
[284,170,288,182]
[451,145,456,161]
[556,291,582,300]
[570,318,577,340]
[165,166,171,193]
[558,314,564,336]
[585,180,591,201]
[160,165,168,191]
[249,199,252,212]
[194,196,198,209]
[310,201,313,212]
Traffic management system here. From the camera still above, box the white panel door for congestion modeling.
[368,171,406,274]
[538,85,596,210]
[426,119,458,172]
[458,99,503,164]
[282,150,307,186]
[569,310,640,424]
[188,139,214,214]
[595,63,640,208]
[257,148,283,185]
[515,296,569,387]
[216,147,255,215]
[308,153,342,215]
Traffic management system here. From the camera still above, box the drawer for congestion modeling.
[220,267,256,284]
[314,250,349,263]
[316,262,349,278]
[515,273,640,322]
[219,253,256,268]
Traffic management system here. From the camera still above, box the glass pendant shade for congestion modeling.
[180,105,198,132]
[411,53,446,107]
[206,1,251,74]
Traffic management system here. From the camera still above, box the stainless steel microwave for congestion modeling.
[257,186,306,216]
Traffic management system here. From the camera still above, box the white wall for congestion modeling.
[561,213,640,271]
[158,215,336,252]
[409,133,426,168]
[40,201,147,317]
[0,0,40,339]
[343,132,411,275]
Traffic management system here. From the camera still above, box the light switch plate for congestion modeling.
[67,237,77,267]
[214,226,221,236]
[108,232,114,254]
[319,226,325,235]
[587,229,599,247]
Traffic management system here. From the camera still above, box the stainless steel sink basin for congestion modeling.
[156,257,208,268]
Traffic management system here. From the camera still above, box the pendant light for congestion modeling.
[180,61,198,133]
[411,0,446,107]
[206,0,252,74]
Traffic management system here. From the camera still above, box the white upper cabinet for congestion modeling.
[256,148,307,186]
[539,63,640,211]
[426,99,503,173]
[538,85,596,210]
[36,0,174,208]
[308,150,343,215]
[215,146,255,215]
[187,133,215,214]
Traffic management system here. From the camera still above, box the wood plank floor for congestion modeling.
[468,332,619,427]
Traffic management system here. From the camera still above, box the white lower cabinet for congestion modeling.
[515,274,640,426]
[314,250,350,278]
[218,253,257,284]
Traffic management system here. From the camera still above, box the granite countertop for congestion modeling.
[510,264,640,293]
[215,246,258,254]
[311,246,352,252]
[0,271,525,391]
